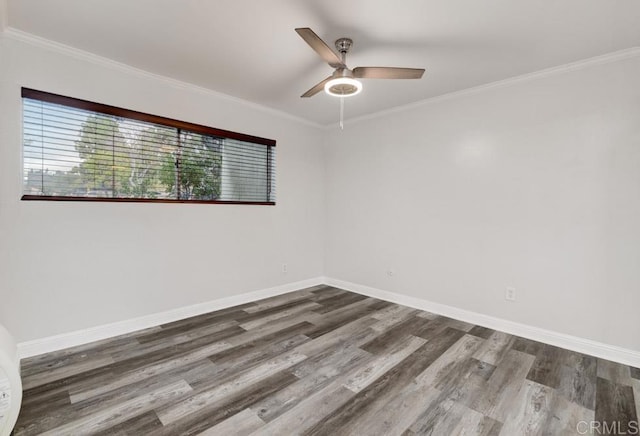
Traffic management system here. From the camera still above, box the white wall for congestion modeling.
[0,0,7,33]
[325,54,640,351]
[0,35,325,343]
[1,29,639,356]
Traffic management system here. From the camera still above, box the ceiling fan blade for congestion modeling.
[301,76,333,98]
[295,28,345,69]
[353,67,425,79]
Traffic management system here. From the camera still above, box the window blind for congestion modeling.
[22,88,276,204]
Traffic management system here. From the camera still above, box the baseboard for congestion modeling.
[325,277,640,368]
[17,277,325,359]
[18,275,640,368]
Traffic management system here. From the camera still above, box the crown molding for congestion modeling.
[2,27,324,130]
[4,27,639,132]
[328,46,640,129]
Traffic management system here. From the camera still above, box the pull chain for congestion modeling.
[339,97,344,130]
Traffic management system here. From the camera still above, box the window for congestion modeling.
[21,88,276,204]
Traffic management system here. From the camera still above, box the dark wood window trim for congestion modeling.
[21,88,276,147]
[21,88,276,205]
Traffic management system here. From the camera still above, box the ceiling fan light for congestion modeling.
[324,77,363,97]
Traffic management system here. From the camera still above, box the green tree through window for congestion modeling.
[160,131,222,200]
[75,114,129,197]
[72,117,221,199]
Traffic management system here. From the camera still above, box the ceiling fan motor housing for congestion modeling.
[326,68,361,96]
[335,38,353,54]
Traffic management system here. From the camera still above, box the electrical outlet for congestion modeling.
[505,287,516,301]
[282,263,288,274]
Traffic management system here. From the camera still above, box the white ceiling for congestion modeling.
[6,0,640,125]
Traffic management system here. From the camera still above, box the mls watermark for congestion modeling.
[577,420,639,435]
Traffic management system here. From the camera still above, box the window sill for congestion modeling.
[21,195,275,206]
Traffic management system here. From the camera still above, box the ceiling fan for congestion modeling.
[296,27,425,98]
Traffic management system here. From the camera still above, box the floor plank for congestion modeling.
[254,345,369,423]
[343,334,426,393]
[595,376,638,434]
[154,370,299,436]
[40,380,192,436]
[199,408,265,436]
[155,350,307,425]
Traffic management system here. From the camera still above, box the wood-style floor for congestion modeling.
[14,286,640,435]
